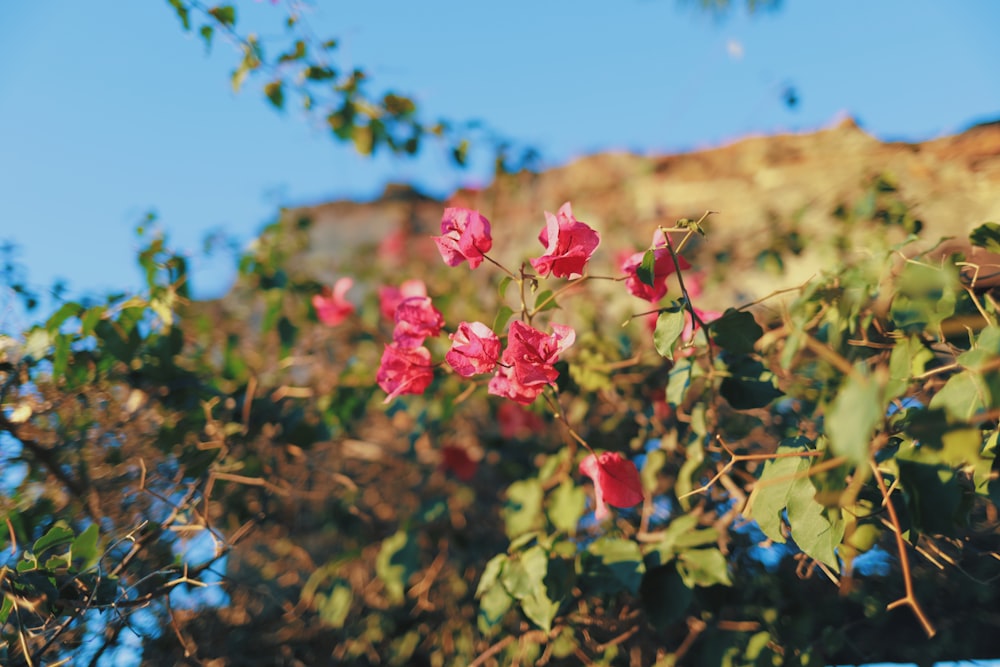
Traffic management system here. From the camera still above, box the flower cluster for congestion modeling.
[364,203,716,518]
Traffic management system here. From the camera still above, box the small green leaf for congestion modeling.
[375,530,418,604]
[33,522,74,558]
[207,4,236,26]
[710,308,762,354]
[70,524,100,568]
[500,545,547,600]
[826,374,882,467]
[278,40,307,63]
[493,305,514,334]
[678,548,731,587]
[199,24,213,52]
[80,305,107,336]
[654,306,686,358]
[498,276,513,299]
[548,480,586,534]
[534,289,559,313]
[264,80,284,110]
[503,479,543,538]
[304,65,337,81]
[720,356,783,410]
[637,249,656,287]
[580,537,645,595]
[476,553,507,598]
[167,0,191,30]
[478,581,513,633]
[970,222,1000,252]
[317,582,352,628]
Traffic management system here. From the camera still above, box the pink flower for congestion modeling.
[379,279,428,321]
[393,296,445,347]
[622,229,691,303]
[446,321,501,377]
[433,207,492,269]
[530,202,601,279]
[441,445,478,481]
[312,277,355,326]
[487,321,575,405]
[377,343,435,403]
[497,402,545,440]
[579,451,644,520]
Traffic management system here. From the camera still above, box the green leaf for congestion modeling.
[70,524,100,568]
[304,65,337,81]
[207,4,236,26]
[749,442,813,544]
[500,545,547,600]
[375,530,418,605]
[887,336,933,398]
[678,547,731,587]
[534,289,559,313]
[317,581,352,628]
[710,308,762,354]
[826,374,882,467]
[493,305,514,334]
[46,301,82,333]
[80,306,106,337]
[167,0,191,30]
[199,24,213,52]
[786,476,844,567]
[930,370,989,421]
[580,537,645,595]
[521,587,559,633]
[637,249,656,287]
[478,581,513,634]
[889,261,958,333]
[719,356,783,410]
[476,553,507,598]
[654,306,686,358]
[277,40,307,63]
[498,276,513,300]
[33,522,74,558]
[897,461,965,536]
[547,480,586,534]
[970,222,1000,252]
[264,80,284,110]
[503,479,543,538]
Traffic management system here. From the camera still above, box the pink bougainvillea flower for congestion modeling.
[376,342,435,403]
[445,321,501,377]
[530,202,601,279]
[488,321,575,405]
[497,402,545,440]
[393,296,445,347]
[312,277,355,326]
[579,451,644,520]
[433,207,493,269]
[621,229,692,303]
[379,279,428,321]
[441,445,478,481]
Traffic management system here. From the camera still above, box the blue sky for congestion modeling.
[1,1,999,315]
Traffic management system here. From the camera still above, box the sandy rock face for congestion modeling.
[292,117,1000,304]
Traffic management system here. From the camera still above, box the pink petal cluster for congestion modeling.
[446,321,501,377]
[376,343,435,403]
[622,229,691,302]
[530,202,601,279]
[393,296,445,348]
[579,451,644,520]
[312,277,355,326]
[433,207,493,269]
[379,279,428,321]
[488,321,575,405]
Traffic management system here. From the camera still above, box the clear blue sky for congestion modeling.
[1,1,998,315]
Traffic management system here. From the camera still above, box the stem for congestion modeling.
[869,459,936,638]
